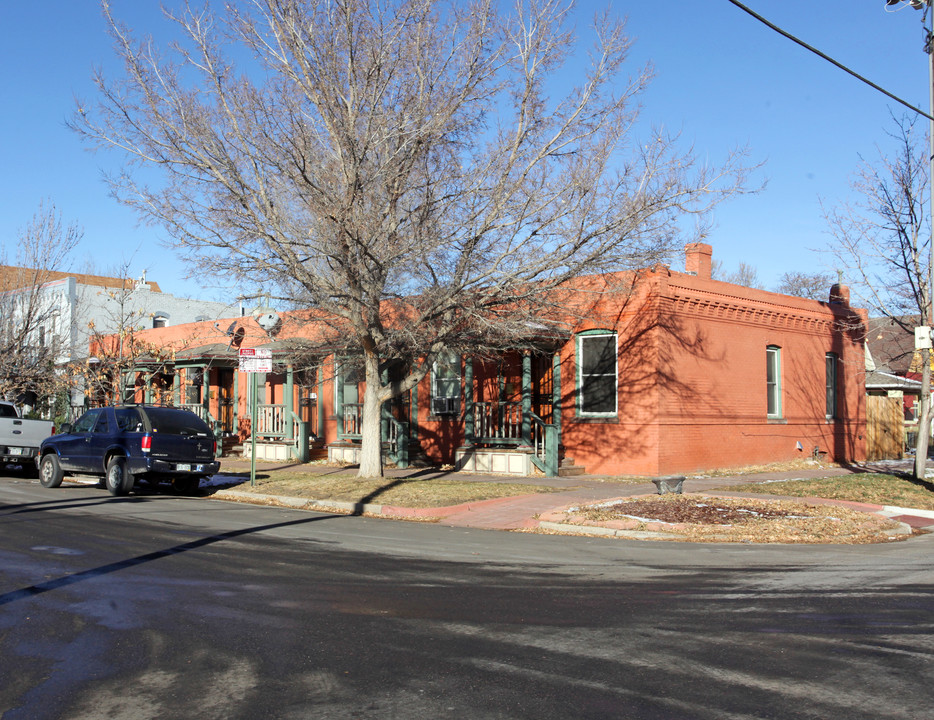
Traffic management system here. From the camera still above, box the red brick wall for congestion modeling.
[558,270,866,476]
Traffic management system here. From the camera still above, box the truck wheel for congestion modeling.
[39,454,64,488]
[105,457,134,496]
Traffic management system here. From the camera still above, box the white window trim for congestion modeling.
[767,345,782,419]
[577,332,618,417]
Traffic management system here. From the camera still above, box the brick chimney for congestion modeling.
[685,243,713,279]
[829,282,850,306]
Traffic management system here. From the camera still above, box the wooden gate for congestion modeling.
[865,395,904,461]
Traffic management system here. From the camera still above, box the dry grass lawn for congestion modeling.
[210,468,562,508]
[714,473,934,511]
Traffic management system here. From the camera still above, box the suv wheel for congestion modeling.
[39,454,64,488]
[105,457,135,496]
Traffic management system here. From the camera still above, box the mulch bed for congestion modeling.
[539,494,910,544]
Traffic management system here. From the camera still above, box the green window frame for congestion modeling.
[767,345,782,419]
[577,331,618,417]
[825,352,838,419]
[431,352,461,415]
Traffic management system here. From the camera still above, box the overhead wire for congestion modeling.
[725,0,934,122]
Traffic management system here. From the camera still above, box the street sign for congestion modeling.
[239,348,272,373]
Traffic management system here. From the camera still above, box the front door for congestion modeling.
[217,368,235,434]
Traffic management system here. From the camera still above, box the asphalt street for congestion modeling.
[1,477,932,719]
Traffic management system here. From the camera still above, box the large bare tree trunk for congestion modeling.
[358,355,385,478]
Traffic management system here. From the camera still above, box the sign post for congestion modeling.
[239,348,272,486]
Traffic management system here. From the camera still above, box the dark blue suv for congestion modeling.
[38,405,220,496]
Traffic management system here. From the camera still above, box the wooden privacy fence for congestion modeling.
[865,395,904,461]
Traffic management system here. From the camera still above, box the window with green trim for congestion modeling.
[766,345,782,418]
[431,352,460,415]
[577,332,618,416]
[825,352,838,419]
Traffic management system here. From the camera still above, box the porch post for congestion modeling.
[316,364,325,439]
[336,358,345,436]
[233,370,239,438]
[410,382,419,444]
[201,365,210,416]
[464,357,474,446]
[285,361,295,442]
[380,367,389,446]
[520,351,532,447]
[172,367,180,407]
[553,350,562,444]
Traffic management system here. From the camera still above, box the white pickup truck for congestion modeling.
[0,401,55,475]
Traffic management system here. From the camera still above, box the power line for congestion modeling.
[725,0,933,122]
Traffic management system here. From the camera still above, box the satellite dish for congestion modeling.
[252,306,281,335]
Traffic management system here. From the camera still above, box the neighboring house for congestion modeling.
[0,266,242,413]
[864,316,925,420]
[864,316,928,459]
[120,243,868,477]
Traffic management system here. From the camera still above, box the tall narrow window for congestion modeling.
[431,352,460,415]
[766,345,782,418]
[825,352,838,419]
[578,332,618,416]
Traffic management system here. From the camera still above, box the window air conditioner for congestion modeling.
[432,396,457,415]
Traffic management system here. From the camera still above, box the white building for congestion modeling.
[0,266,242,412]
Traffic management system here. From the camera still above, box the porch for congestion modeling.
[330,351,567,476]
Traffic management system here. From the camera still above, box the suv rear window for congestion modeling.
[143,407,212,436]
[115,407,144,432]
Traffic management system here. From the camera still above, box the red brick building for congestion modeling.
[121,244,867,476]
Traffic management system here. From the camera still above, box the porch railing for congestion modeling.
[179,403,222,457]
[529,412,558,476]
[474,401,523,443]
[342,402,363,439]
[256,403,288,439]
[180,403,211,423]
[385,416,409,468]
[473,402,558,476]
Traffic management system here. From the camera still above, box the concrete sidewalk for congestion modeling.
[212,460,934,536]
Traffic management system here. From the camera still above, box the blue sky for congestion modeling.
[0,1,930,301]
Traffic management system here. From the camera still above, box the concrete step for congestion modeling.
[557,459,586,477]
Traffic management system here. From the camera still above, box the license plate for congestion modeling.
[176,463,191,472]
[9,447,23,456]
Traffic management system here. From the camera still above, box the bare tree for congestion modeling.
[824,114,931,479]
[73,0,751,477]
[774,270,833,300]
[0,201,82,415]
[711,260,764,289]
[82,261,174,408]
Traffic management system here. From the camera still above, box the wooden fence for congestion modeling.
[865,395,904,461]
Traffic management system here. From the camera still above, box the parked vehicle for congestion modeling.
[0,401,55,476]
[38,405,220,496]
